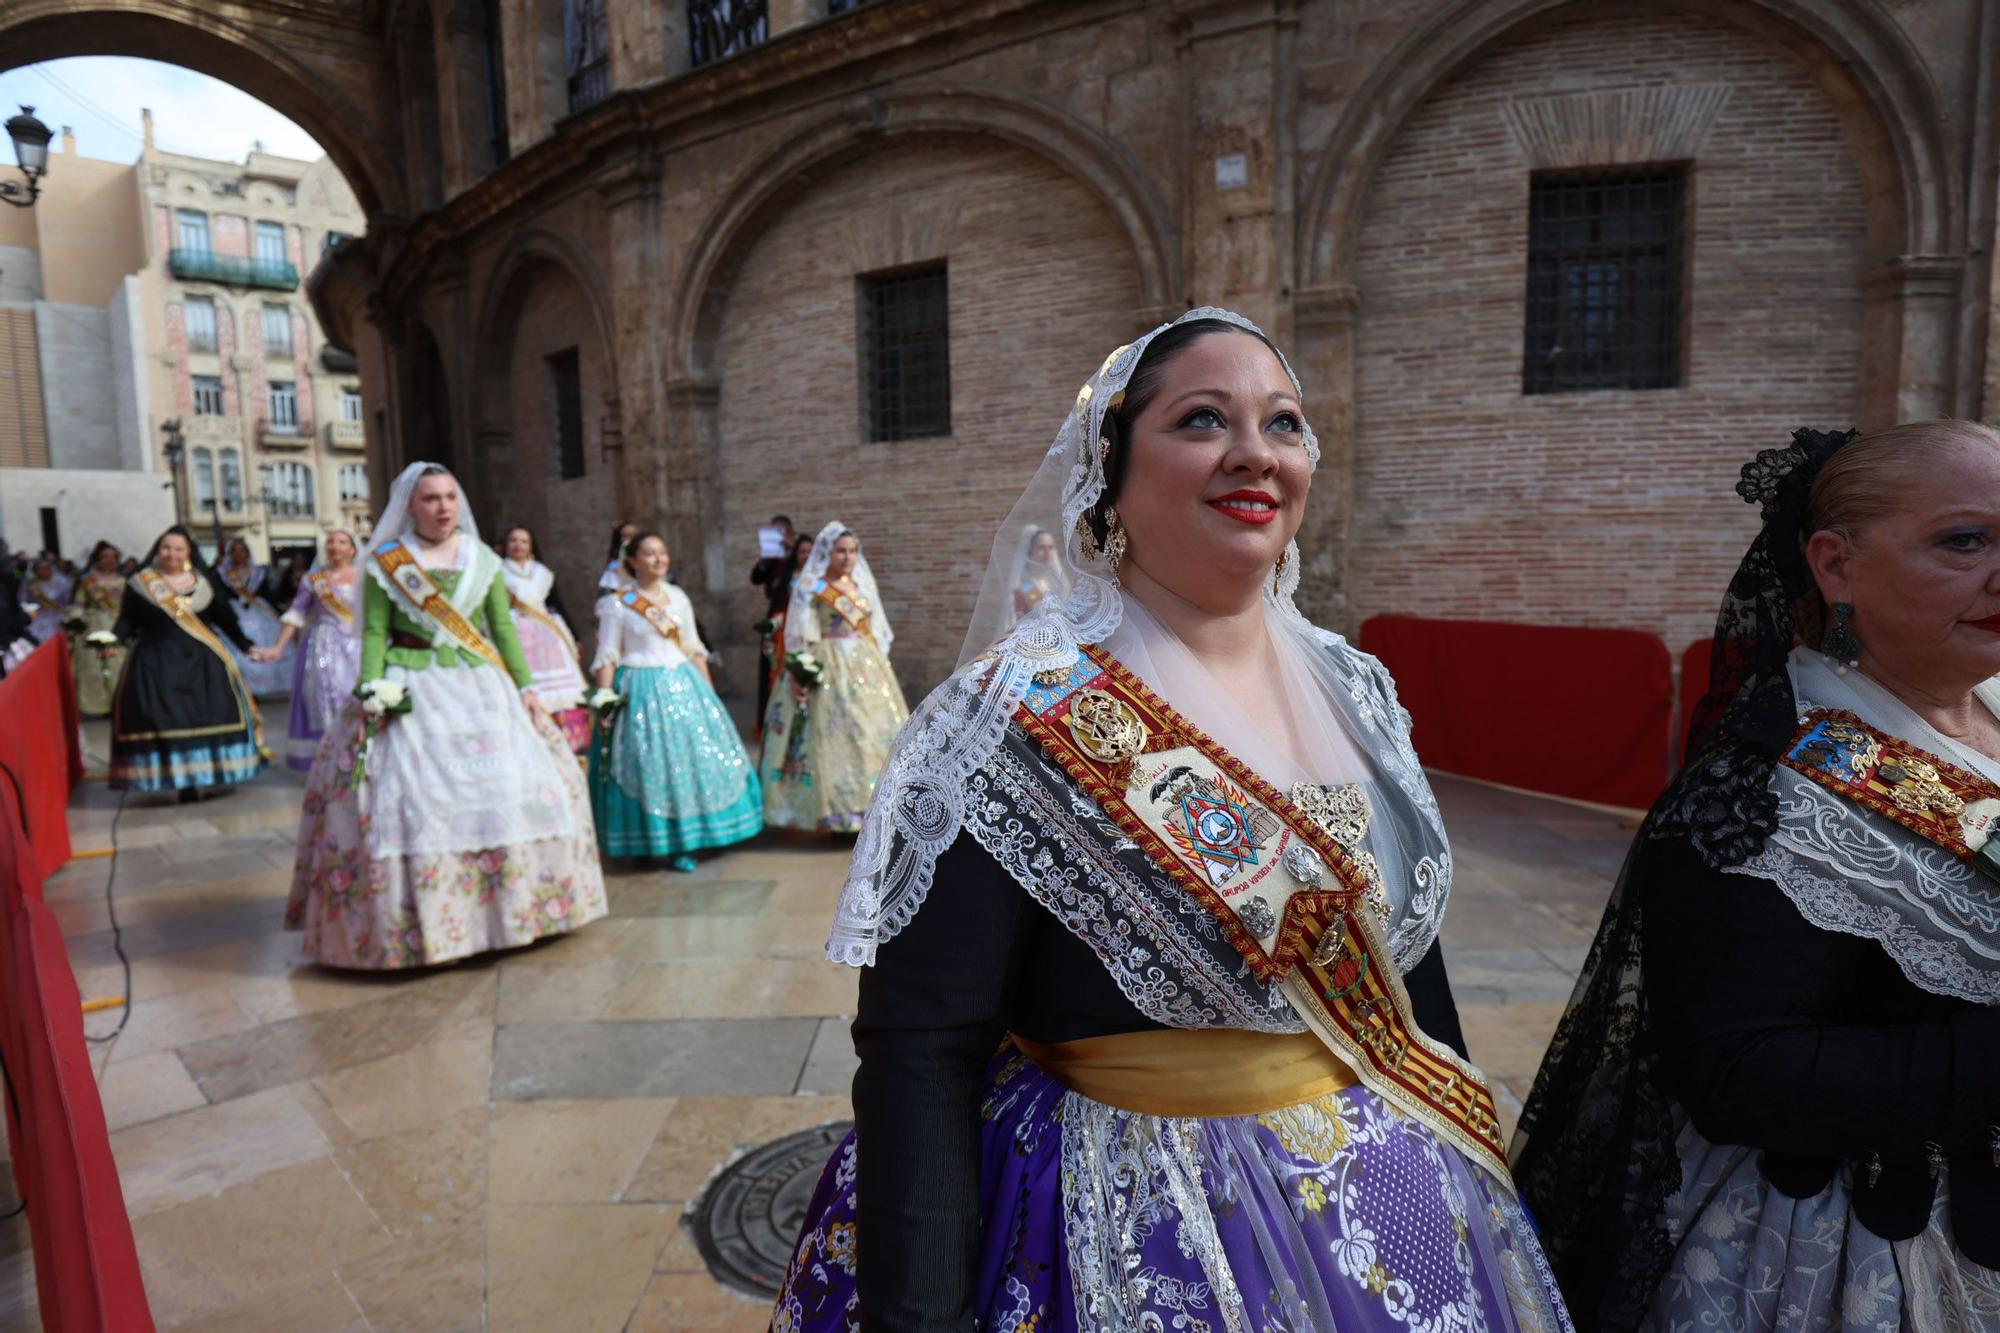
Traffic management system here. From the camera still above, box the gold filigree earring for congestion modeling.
[1102,508,1128,586]
[1273,545,1290,586]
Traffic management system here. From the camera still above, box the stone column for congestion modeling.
[1291,282,1356,629]
[1171,0,1295,324]
[609,0,676,88]
[1862,254,1964,429]
[594,147,671,564]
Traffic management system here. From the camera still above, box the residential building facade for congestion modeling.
[138,119,371,565]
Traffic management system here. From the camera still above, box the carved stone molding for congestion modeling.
[1501,83,1731,169]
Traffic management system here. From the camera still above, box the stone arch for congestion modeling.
[0,0,403,216]
[1299,0,1957,288]
[671,82,1180,382]
[469,226,620,594]
[393,0,447,211]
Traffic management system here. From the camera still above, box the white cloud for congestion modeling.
[0,57,325,167]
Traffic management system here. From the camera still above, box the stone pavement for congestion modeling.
[0,718,1632,1331]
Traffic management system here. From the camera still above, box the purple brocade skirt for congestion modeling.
[772,1046,1572,1332]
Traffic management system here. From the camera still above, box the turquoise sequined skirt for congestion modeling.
[589,663,763,857]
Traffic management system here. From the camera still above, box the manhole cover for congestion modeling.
[691,1120,853,1297]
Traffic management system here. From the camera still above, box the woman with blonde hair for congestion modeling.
[1516,421,2000,1329]
[252,530,364,771]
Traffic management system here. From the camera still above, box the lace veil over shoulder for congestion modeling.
[827,308,1454,974]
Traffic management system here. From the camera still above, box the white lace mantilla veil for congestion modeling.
[363,461,497,640]
[827,307,1454,971]
[1730,648,2000,1004]
[788,521,893,657]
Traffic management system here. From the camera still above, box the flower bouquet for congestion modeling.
[83,630,120,648]
[587,685,624,730]
[785,650,824,691]
[350,679,413,788]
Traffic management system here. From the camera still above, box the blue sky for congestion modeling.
[0,57,323,167]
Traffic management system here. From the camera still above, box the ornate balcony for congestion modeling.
[326,419,365,450]
[168,248,299,292]
[321,344,358,373]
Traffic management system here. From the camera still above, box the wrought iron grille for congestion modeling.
[857,263,950,442]
[1522,166,1686,394]
[565,0,611,112]
[689,0,769,68]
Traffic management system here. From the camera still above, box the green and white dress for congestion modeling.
[285,533,607,968]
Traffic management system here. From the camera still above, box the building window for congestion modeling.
[268,381,299,430]
[857,262,951,442]
[220,449,243,510]
[1522,166,1687,395]
[176,209,210,252]
[191,446,216,509]
[546,348,585,480]
[338,462,369,503]
[254,221,287,267]
[192,374,225,416]
[185,296,218,352]
[689,0,768,67]
[263,460,314,518]
[565,0,611,111]
[262,303,292,357]
[339,386,363,421]
[483,0,510,165]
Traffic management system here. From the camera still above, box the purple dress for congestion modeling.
[283,571,363,772]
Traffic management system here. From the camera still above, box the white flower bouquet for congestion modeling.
[349,679,413,787]
[785,650,825,691]
[83,630,120,647]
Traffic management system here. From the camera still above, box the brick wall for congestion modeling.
[1347,8,1869,656]
[712,138,1141,700]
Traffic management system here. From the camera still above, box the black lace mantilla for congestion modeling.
[1512,427,1858,1330]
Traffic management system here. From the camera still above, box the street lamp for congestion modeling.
[0,106,51,209]
[160,419,187,528]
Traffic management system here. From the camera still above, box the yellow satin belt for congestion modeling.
[1010,1027,1360,1118]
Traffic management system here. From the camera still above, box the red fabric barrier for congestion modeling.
[0,640,81,880]
[1357,616,1674,810]
[0,641,155,1330]
[1678,638,1715,764]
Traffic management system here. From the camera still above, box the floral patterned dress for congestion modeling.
[285,537,607,968]
[68,570,128,717]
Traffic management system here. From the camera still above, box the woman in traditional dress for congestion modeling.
[68,541,129,716]
[501,525,591,752]
[759,522,910,833]
[759,531,817,739]
[1009,524,1070,621]
[1514,423,2000,1331]
[215,537,292,697]
[596,520,639,603]
[772,311,1571,1332]
[20,557,70,643]
[108,526,266,799]
[286,463,607,969]
[250,531,363,772]
[589,532,762,869]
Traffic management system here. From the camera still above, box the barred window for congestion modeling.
[262,460,314,517]
[338,463,370,503]
[564,0,610,111]
[857,263,950,442]
[192,375,225,416]
[689,0,768,67]
[547,348,585,479]
[1522,166,1687,395]
[191,447,215,508]
[219,449,243,511]
[262,303,292,357]
[339,386,363,421]
[268,381,299,429]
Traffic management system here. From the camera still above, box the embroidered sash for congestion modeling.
[618,588,683,646]
[814,582,874,642]
[1015,644,1513,1188]
[309,571,356,626]
[371,540,506,670]
[1783,709,2000,882]
[509,590,579,658]
[221,564,259,601]
[134,569,265,752]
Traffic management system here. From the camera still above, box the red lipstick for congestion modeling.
[1969,614,2000,633]
[1207,489,1280,525]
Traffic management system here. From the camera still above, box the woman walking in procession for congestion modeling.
[215,537,293,698]
[251,530,363,771]
[772,311,1570,1332]
[20,556,70,644]
[109,526,267,799]
[68,541,129,716]
[500,525,592,752]
[589,532,761,868]
[760,522,909,832]
[1514,422,2000,1330]
[287,463,606,969]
